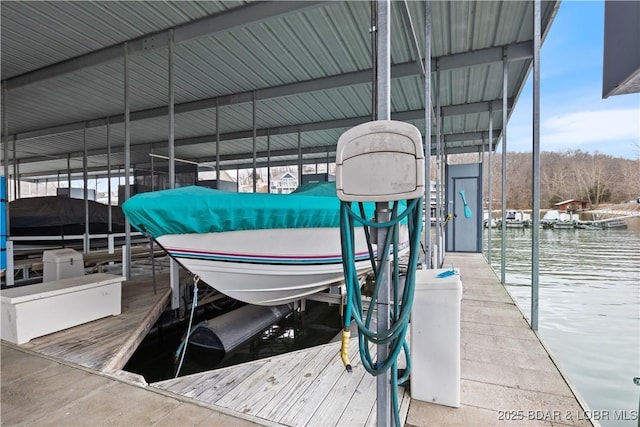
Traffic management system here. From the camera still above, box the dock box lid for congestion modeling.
[414,268,463,292]
[1,273,124,304]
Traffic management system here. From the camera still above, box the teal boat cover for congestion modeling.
[122,181,377,238]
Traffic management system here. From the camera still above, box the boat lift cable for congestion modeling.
[339,196,423,426]
[174,276,200,378]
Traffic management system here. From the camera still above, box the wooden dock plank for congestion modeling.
[254,344,338,421]
[276,340,364,426]
[335,369,376,427]
[21,274,171,372]
[154,358,265,402]
[152,337,390,427]
[215,351,318,413]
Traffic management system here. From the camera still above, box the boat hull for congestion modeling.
[157,227,387,306]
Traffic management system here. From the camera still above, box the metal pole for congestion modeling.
[487,109,493,265]
[12,137,18,199]
[531,0,542,331]
[424,0,432,268]
[216,97,220,183]
[2,82,13,287]
[168,29,180,309]
[67,153,71,191]
[150,144,155,190]
[326,146,330,177]
[124,43,132,280]
[297,131,302,186]
[252,91,257,193]
[107,118,114,254]
[375,1,391,425]
[2,83,9,205]
[500,56,508,285]
[267,133,271,192]
[168,29,176,189]
[435,69,442,266]
[83,127,89,254]
[107,118,112,232]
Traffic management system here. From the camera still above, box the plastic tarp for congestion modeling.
[122,182,377,238]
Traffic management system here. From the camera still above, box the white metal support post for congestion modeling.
[298,131,302,185]
[424,0,432,269]
[83,127,90,254]
[67,154,72,193]
[374,1,391,425]
[215,98,220,183]
[168,29,180,310]
[267,133,271,191]
[487,109,493,264]
[12,138,18,199]
[500,56,508,285]
[124,43,132,281]
[107,118,114,254]
[2,83,14,287]
[252,91,257,193]
[435,69,443,267]
[531,0,542,331]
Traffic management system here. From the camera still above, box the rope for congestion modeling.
[174,276,200,378]
[339,197,423,426]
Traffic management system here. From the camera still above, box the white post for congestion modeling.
[375,1,391,425]
[6,241,14,287]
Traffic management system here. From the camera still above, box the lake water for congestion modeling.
[484,221,640,426]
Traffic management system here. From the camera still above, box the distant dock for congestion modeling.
[1,253,594,426]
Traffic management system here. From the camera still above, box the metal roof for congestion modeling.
[1,0,560,179]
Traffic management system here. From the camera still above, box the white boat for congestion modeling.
[158,227,379,305]
[576,217,629,229]
[541,210,578,229]
[505,210,532,228]
[122,182,409,306]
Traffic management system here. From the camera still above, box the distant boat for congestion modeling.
[504,210,531,228]
[9,196,126,237]
[123,182,410,306]
[541,210,578,230]
[576,217,628,229]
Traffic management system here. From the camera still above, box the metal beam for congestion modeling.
[10,61,419,142]
[10,39,528,143]
[441,98,513,116]
[13,106,503,166]
[14,127,503,180]
[4,1,327,91]
[433,41,533,71]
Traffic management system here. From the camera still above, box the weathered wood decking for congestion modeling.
[1,252,594,426]
[20,273,171,372]
[153,338,410,426]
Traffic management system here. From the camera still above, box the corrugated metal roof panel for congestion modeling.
[3,0,561,182]
[1,1,244,79]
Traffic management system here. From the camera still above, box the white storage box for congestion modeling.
[43,248,85,282]
[410,268,463,407]
[1,273,123,344]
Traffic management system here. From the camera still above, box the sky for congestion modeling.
[506,0,640,159]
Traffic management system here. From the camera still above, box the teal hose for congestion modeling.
[340,197,423,426]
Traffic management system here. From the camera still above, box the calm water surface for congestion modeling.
[485,221,640,426]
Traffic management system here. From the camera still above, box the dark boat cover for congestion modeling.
[9,196,126,236]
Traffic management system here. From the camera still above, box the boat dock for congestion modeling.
[16,273,172,372]
[1,253,594,426]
